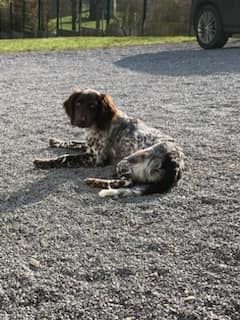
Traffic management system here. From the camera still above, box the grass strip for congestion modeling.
[0,36,194,53]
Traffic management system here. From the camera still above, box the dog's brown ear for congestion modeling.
[63,91,80,121]
[96,94,119,130]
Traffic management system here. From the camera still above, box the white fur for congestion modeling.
[82,88,100,95]
[99,189,119,198]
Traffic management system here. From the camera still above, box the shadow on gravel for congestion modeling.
[0,170,76,213]
[1,164,107,213]
[1,166,157,213]
[115,47,240,76]
[0,169,100,213]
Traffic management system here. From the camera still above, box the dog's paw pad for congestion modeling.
[33,159,41,168]
[84,178,95,186]
[49,138,59,147]
[33,159,49,169]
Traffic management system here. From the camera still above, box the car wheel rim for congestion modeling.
[197,10,217,44]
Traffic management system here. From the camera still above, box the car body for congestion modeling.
[190,0,240,49]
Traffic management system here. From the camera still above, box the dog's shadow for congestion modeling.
[2,136,179,213]
[1,161,164,213]
[1,163,114,214]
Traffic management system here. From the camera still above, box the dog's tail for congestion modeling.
[99,151,184,198]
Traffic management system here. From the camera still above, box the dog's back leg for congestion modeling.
[85,177,132,189]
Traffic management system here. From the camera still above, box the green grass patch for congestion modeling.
[0,36,194,54]
[48,14,106,32]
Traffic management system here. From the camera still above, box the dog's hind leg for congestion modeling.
[85,177,132,189]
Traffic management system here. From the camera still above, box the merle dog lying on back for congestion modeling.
[34,89,184,198]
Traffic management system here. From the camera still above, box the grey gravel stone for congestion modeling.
[0,42,240,319]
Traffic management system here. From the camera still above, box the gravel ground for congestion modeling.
[0,41,240,320]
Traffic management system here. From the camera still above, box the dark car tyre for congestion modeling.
[195,5,229,49]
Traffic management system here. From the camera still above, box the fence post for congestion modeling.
[78,0,82,32]
[56,0,60,35]
[72,0,77,31]
[10,1,13,37]
[96,0,100,31]
[141,0,147,36]
[38,0,41,35]
[22,0,25,35]
[106,0,111,29]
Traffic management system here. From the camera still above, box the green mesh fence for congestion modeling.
[0,0,190,38]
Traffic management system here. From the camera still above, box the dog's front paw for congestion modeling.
[33,158,52,169]
[84,178,97,187]
[49,138,60,148]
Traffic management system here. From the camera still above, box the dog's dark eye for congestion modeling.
[89,104,96,109]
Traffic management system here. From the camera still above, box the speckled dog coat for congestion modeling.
[34,89,184,198]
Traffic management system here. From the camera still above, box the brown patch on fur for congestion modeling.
[85,177,131,188]
[63,91,80,121]
[95,94,121,130]
[63,91,121,130]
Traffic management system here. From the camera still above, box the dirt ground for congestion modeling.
[0,42,240,319]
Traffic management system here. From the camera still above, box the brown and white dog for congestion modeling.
[34,89,184,198]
